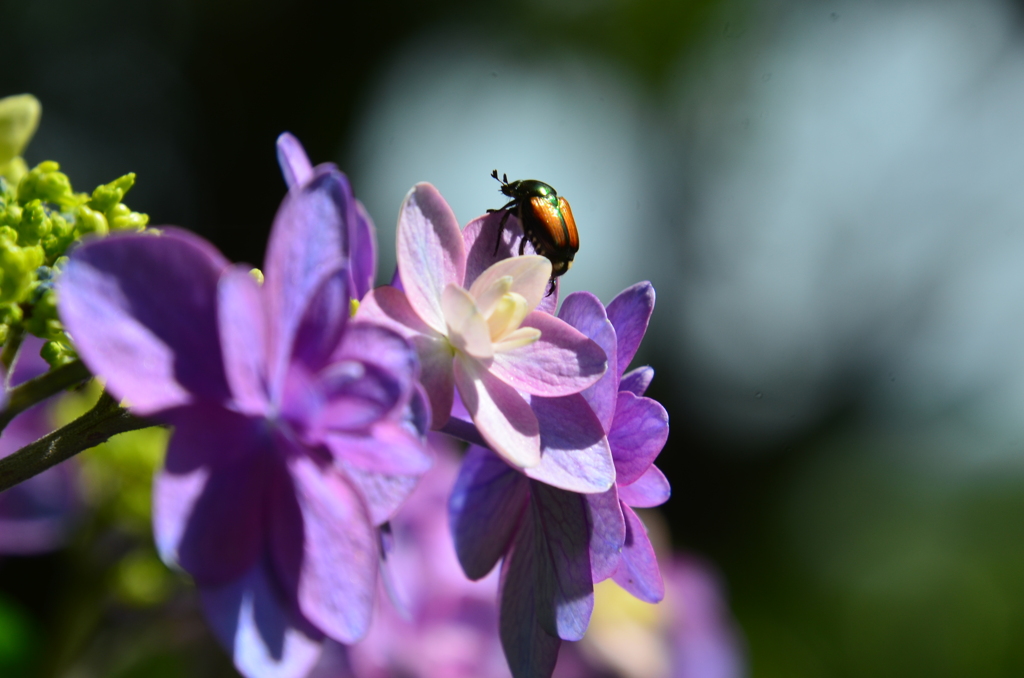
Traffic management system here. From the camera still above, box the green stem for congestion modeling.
[0,391,153,493]
[0,359,90,434]
[0,326,24,372]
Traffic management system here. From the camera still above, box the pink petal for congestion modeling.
[606,281,655,373]
[276,132,314,189]
[468,255,551,316]
[264,169,352,398]
[454,355,540,468]
[59,229,231,415]
[396,184,465,333]
[616,465,671,508]
[490,311,607,396]
[462,212,560,315]
[357,288,455,428]
[525,394,615,493]
[201,560,324,678]
[218,266,269,415]
[609,392,669,486]
[287,456,379,642]
[558,291,618,431]
[611,505,665,603]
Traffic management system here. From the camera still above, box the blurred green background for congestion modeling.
[5,0,1024,675]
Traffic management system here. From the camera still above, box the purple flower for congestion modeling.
[0,336,78,554]
[58,160,432,678]
[276,133,377,302]
[357,185,608,472]
[447,275,669,677]
[557,283,670,602]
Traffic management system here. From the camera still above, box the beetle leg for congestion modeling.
[518,237,527,256]
[545,278,556,296]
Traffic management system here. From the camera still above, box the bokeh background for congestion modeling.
[5,0,1024,675]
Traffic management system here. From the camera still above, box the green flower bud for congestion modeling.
[18,200,51,244]
[0,302,23,325]
[1,203,22,229]
[76,205,109,236]
[105,202,147,232]
[249,268,265,285]
[0,240,43,303]
[0,226,18,243]
[17,161,73,206]
[0,95,40,166]
[0,324,8,345]
[41,340,76,368]
[89,173,135,213]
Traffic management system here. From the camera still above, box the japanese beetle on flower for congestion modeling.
[488,170,579,281]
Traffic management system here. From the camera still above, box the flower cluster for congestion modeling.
[52,133,674,678]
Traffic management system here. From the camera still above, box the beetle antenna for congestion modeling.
[491,169,499,181]
[503,173,508,184]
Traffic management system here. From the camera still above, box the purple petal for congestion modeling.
[463,212,560,313]
[525,394,615,493]
[490,311,607,397]
[350,201,377,301]
[0,401,76,553]
[10,335,48,385]
[331,322,419,394]
[59,229,231,414]
[334,461,421,526]
[498,512,563,678]
[617,465,671,508]
[448,445,528,580]
[609,392,669,486]
[454,355,540,468]
[619,365,654,397]
[288,456,378,643]
[218,266,269,415]
[264,168,352,399]
[509,483,593,643]
[529,481,595,640]
[586,486,626,582]
[154,442,274,586]
[395,184,465,333]
[324,424,431,477]
[557,292,618,431]
[606,282,655,374]
[201,559,324,678]
[291,268,349,374]
[276,132,314,189]
[611,505,665,603]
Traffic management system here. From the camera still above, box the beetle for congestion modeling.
[487,170,579,282]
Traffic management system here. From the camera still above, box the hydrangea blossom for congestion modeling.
[357,185,608,471]
[557,283,671,602]
[58,158,432,678]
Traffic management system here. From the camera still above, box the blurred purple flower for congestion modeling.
[309,444,742,678]
[59,164,432,678]
[276,133,377,302]
[557,283,670,602]
[311,437,510,678]
[0,336,78,554]
[357,185,608,474]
